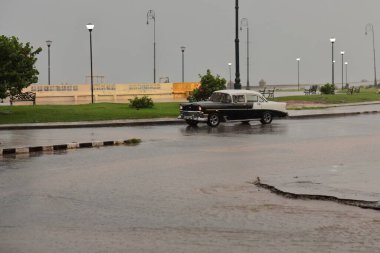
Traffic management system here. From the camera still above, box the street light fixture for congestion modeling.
[345,62,349,86]
[86,23,94,104]
[330,37,336,85]
[228,63,232,89]
[181,46,186,83]
[240,18,250,90]
[341,51,345,90]
[234,0,241,89]
[147,10,156,83]
[365,23,377,86]
[296,58,301,91]
[46,40,52,85]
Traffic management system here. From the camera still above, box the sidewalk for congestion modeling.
[0,102,379,130]
[288,101,380,118]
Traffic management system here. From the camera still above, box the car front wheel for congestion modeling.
[260,111,273,124]
[207,113,220,127]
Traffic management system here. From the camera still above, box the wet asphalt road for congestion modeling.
[1,115,380,252]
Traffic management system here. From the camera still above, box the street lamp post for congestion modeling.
[181,46,186,83]
[341,51,345,90]
[86,23,94,104]
[240,18,250,90]
[147,10,156,83]
[228,63,232,89]
[365,23,377,86]
[234,0,241,89]
[46,40,52,85]
[345,62,348,86]
[330,38,336,85]
[296,58,300,91]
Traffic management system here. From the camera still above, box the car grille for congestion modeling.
[182,105,199,111]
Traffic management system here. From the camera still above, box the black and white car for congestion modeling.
[178,90,288,127]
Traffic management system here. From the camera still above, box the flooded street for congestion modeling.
[1,115,380,252]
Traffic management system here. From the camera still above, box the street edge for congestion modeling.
[0,139,142,157]
[0,111,379,130]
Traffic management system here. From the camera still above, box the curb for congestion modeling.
[0,139,141,156]
[0,119,183,130]
[0,110,379,130]
[288,110,380,119]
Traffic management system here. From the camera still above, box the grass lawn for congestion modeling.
[273,88,380,104]
[0,102,181,124]
[1,88,379,125]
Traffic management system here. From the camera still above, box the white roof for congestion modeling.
[214,89,262,96]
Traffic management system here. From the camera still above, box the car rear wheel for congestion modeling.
[207,113,220,127]
[186,119,198,126]
[260,111,273,124]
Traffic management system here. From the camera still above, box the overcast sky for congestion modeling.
[1,0,380,86]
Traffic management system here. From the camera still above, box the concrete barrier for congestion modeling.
[0,139,141,156]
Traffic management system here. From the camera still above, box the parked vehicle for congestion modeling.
[178,89,288,127]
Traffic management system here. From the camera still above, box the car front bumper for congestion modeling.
[178,111,208,122]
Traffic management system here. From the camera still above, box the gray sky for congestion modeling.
[1,0,380,86]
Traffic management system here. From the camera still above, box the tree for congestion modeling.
[0,36,42,98]
[190,69,227,101]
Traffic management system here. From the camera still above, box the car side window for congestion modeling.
[221,93,232,103]
[233,95,245,103]
[246,95,258,103]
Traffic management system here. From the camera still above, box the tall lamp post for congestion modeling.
[228,63,232,89]
[147,10,156,83]
[365,23,377,86]
[296,58,301,91]
[330,37,336,85]
[181,46,186,83]
[86,23,94,104]
[345,62,348,86]
[240,18,250,90]
[234,0,241,89]
[340,51,345,90]
[46,40,52,85]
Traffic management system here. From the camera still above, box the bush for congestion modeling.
[124,138,142,145]
[188,69,226,101]
[128,96,154,109]
[320,83,335,95]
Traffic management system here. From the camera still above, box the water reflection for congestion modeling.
[181,122,287,136]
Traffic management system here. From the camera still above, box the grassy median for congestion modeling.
[0,102,181,124]
[274,88,380,104]
[0,88,379,124]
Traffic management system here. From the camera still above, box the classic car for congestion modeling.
[178,89,288,127]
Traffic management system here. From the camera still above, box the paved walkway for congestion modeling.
[0,102,379,130]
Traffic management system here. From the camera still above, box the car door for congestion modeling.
[246,94,262,119]
[230,94,249,120]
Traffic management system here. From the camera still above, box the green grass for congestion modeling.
[0,102,181,124]
[273,88,380,104]
[1,88,380,125]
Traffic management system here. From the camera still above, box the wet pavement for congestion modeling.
[1,114,380,252]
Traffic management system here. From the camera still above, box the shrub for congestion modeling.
[188,69,226,101]
[320,83,336,95]
[124,138,142,145]
[128,96,154,109]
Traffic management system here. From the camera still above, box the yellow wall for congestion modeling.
[23,82,200,105]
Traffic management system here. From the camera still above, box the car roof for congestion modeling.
[214,89,262,96]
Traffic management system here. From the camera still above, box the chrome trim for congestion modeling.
[178,111,208,122]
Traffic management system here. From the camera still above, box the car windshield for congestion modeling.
[209,92,232,103]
